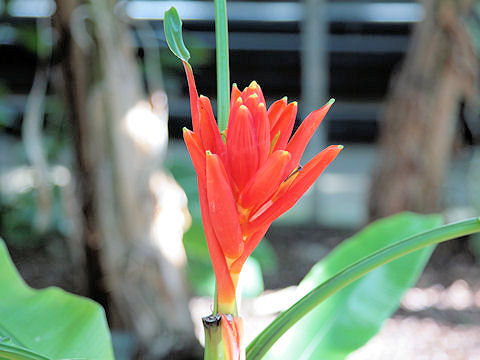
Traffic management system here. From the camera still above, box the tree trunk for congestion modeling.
[54,0,198,357]
[369,0,477,221]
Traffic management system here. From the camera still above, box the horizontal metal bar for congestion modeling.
[147,30,409,52]
[2,94,381,122]
[6,0,423,24]
[127,1,423,23]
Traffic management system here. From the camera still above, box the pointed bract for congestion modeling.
[221,315,242,360]
[198,179,236,307]
[183,128,206,181]
[199,96,226,157]
[183,61,200,133]
[271,101,297,152]
[227,105,259,190]
[246,145,343,234]
[286,99,334,173]
[267,97,288,130]
[239,150,291,209]
[254,103,270,166]
[206,152,244,259]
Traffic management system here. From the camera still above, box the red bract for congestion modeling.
[182,61,342,313]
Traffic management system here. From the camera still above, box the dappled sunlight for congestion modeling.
[348,317,480,360]
[0,164,71,196]
[150,172,190,268]
[402,279,480,312]
[123,100,168,155]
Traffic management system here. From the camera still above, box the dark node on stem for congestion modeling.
[202,314,222,328]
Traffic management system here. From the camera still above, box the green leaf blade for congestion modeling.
[247,214,480,360]
[0,341,51,360]
[0,238,114,360]
[164,7,191,62]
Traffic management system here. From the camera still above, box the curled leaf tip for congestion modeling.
[327,98,335,105]
[164,6,191,62]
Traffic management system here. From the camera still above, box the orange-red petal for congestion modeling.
[221,315,241,360]
[230,225,270,273]
[246,145,343,234]
[198,96,227,157]
[227,105,259,191]
[267,97,288,130]
[238,150,291,209]
[198,179,236,306]
[183,128,206,182]
[242,81,266,106]
[285,99,334,173]
[183,61,200,134]
[230,83,242,109]
[253,103,270,166]
[206,152,244,259]
[271,101,297,152]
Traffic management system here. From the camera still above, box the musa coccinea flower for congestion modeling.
[182,61,343,315]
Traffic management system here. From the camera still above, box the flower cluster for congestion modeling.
[182,62,342,314]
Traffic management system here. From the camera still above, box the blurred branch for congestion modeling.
[369,0,479,220]
[21,19,53,233]
[54,0,197,357]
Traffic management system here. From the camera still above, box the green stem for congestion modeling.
[203,314,225,360]
[214,0,230,132]
[246,217,480,360]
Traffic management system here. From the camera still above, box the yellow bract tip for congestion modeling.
[249,80,259,89]
[337,145,344,150]
[248,93,258,99]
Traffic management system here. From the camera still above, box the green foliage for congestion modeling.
[251,213,444,360]
[0,81,15,128]
[0,238,114,360]
[1,185,72,248]
[0,340,51,360]
[164,7,191,62]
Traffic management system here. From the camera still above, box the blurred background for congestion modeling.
[1,0,480,358]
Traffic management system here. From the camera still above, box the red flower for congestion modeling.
[182,62,342,313]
